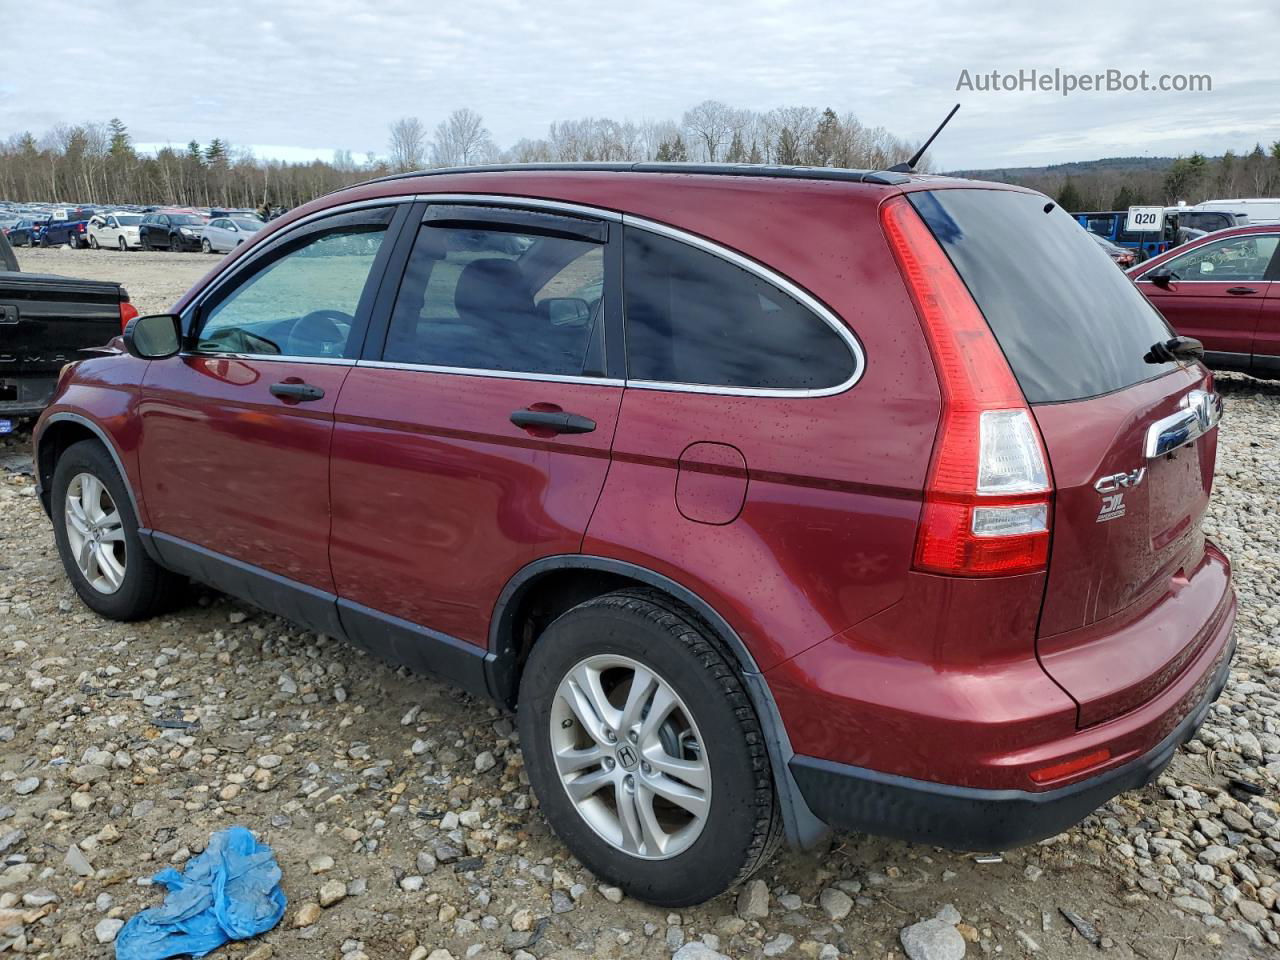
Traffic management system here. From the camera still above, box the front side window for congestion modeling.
[622,228,856,390]
[196,213,390,359]
[383,224,605,377]
[1148,235,1279,281]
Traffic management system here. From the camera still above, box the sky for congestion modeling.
[1,0,1277,170]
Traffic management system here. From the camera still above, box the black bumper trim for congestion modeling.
[790,637,1233,851]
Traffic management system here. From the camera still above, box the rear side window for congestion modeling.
[911,189,1178,404]
[623,228,855,390]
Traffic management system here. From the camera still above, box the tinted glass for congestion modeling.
[198,218,389,359]
[623,229,854,390]
[170,214,203,225]
[383,225,605,377]
[912,189,1178,404]
[233,219,261,231]
[117,215,141,225]
[1151,234,1279,282]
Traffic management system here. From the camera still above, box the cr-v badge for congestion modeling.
[1094,467,1146,522]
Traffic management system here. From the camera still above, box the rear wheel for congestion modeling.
[51,440,181,620]
[517,590,781,906]
[118,236,128,251]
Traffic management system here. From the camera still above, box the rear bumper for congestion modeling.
[789,630,1234,850]
[0,374,57,416]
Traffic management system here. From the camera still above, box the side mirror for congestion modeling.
[124,314,183,359]
[1147,270,1172,289]
[540,297,592,326]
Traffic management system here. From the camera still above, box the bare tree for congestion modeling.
[388,117,427,173]
[431,108,494,167]
[682,100,733,162]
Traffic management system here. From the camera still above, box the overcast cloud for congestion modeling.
[1,0,1276,169]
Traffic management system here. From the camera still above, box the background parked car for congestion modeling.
[1193,198,1279,226]
[87,211,144,250]
[201,216,263,253]
[3,219,37,247]
[138,212,206,251]
[1129,223,1280,378]
[1169,207,1248,232]
[1076,209,1179,260]
[1087,230,1137,267]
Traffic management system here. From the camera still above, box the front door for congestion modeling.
[137,204,402,602]
[329,202,623,665]
[1135,233,1280,357]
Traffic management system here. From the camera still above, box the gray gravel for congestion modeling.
[1,249,1278,958]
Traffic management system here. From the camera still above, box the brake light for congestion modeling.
[119,300,138,332]
[880,195,1052,577]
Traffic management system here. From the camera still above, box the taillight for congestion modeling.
[880,195,1052,577]
[119,300,139,332]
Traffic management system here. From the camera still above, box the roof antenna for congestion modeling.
[889,103,960,173]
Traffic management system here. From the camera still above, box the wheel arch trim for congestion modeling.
[487,554,829,847]
[36,412,142,522]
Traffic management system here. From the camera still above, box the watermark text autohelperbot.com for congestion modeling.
[956,68,1211,96]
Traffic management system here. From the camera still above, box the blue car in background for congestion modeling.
[1075,210,1179,261]
[31,207,96,248]
[3,218,38,247]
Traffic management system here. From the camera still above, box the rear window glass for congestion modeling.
[911,189,1178,404]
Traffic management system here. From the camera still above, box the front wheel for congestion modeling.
[118,236,128,251]
[201,238,212,254]
[88,234,99,250]
[517,590,781,906]
[170,235,183,252]
[51,440,182,620]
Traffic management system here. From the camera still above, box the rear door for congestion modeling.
[913,188,1224,726]
[1134,233,1279,358]
[329,201,623,657]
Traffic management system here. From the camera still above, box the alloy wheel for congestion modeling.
[550,654,710,860]
[63,472,127,594]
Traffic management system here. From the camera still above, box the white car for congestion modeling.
[201,216,263,253]
[87,212,144,251]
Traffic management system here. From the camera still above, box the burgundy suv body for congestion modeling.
[33,164,1235,905]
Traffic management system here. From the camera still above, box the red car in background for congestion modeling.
[33,165,1234,905]
[1129,223,1280,378]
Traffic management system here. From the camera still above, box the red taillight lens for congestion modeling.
[119,300,139,332]
[880,195,1052,577]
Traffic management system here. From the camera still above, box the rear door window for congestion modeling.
[382,214,608,378]
[1145,234,1280,282]
[911,189,1178,404]
[622,227,856,391]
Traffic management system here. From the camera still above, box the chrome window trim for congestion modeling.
[357,358,622,387]
[178,352,357,366]
[411,193,623,222]
[620,214,865,398]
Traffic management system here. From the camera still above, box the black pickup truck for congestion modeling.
[0,229,134,431]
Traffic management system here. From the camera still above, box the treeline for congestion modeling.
[1001,145,1280,212]
[0,102,925,209]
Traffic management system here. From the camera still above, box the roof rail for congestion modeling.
[347,161,913,191]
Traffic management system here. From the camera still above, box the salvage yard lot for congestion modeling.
[1,247,1278,958]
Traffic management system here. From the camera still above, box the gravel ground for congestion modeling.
[1,251,1278,959]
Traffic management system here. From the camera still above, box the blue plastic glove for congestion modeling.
[115,826,286,959]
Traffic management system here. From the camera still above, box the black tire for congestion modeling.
[201,238,212,254]
[517,589,781,906]
[50,440,181,621]
[88,234,99,250]
[169,234,182,252]
[118,236,128,252]
[39,234,49,248]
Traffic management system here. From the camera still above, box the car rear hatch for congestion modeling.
[909,187,1224,727]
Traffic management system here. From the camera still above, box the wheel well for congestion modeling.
[490,564,751,711]
[36,421,100,511]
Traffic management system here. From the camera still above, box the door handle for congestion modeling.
[270,381,325,401]
[510,409,596,434]
[1226,286,1258,295]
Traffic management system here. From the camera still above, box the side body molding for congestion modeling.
[487,554,829,848]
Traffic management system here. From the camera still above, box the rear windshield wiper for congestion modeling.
[1144,336,1204,365]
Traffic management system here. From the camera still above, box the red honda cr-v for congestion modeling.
[33,164,1235,906]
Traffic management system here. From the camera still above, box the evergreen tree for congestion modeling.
[747,140,763,164]
[808,107,840,166]
[1056,177,1085,212]
[725,131,746,163]
[776,127,800,165]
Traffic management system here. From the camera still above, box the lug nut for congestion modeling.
[627,730,638,743]
[603,757,615,770]
[623,774,635,791]
[641,762,652,774]
[604,729,617,743]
